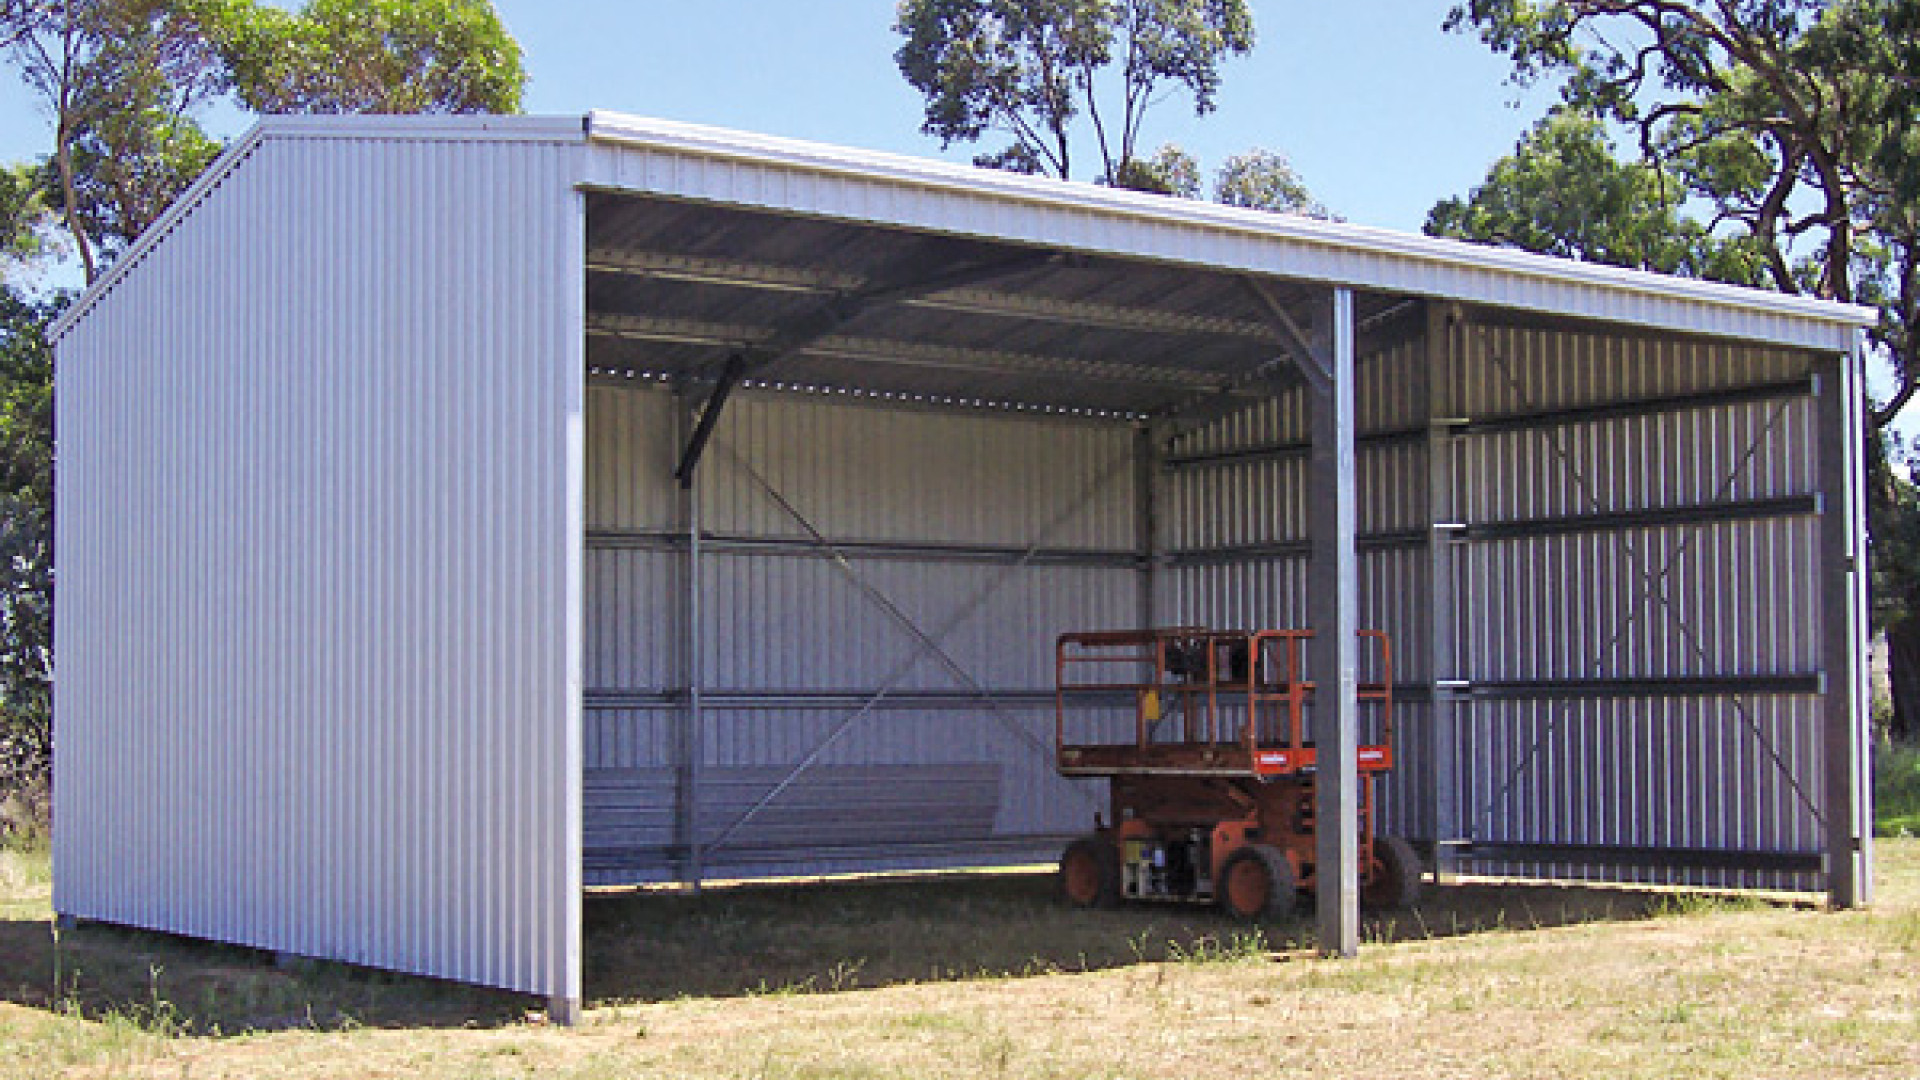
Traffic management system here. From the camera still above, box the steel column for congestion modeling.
[1818,342,1871,907]
[1308,287,1360,956]
[1136,420,1163,630]
[1425,302,1463,879]
[678,389,706,890]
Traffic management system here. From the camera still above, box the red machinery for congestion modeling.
[1053,627,1420,918]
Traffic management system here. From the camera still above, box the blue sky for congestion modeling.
[491,0,1558,232]
[0,4,1894,413]
[0,1,1557,234]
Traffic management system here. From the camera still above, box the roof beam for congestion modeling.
[733,247,1056,378]
[1152,276,1327,438]
[588,313,1235,392]
[1241,276,1326,392]
[673,353,744,488]
[587,247,1283,340]
[663,246,1052,484]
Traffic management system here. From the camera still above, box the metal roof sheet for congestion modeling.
[53,111,1878,354]
[583,111,1875,352]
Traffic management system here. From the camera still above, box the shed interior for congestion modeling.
[578,188,1838,895]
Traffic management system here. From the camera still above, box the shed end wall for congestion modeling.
[52,132,585,1000]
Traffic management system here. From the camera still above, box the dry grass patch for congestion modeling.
[2,843,1917,1079]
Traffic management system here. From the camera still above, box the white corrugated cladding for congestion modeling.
[581,113,1874,354]
[52,118,587,1000]
[47,111,1882,1004]
[583,383,1124,884]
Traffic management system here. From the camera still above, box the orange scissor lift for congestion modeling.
[1053,627,1421,918]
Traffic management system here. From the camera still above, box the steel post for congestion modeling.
[1818,342,1872,908]
[1308,287,1360,956]
[1136,420,1163,630]
[1425,302,1462,881]
[678,389,706,890]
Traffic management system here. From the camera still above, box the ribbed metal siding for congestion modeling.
[52,132,585,999]
[583,385,1128,882]
[1453,323,1814,418]
[1449,317,1826,888]
[1161,337,1435,841]
[1463,696,1823,889]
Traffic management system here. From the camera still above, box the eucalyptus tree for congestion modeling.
[1427,107,1767,282]
[1447,0,1920,425]
[893,0,1254,186]
[0,0,224,281]
[204,0,525,115]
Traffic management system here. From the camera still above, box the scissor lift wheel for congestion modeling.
[1059,835,1121,908]
[1052,626,1421,916]
[1361,834,1423,911]
[1219,844,1296,920]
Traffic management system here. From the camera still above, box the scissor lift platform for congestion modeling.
[1054,627,1395,778]
[1052,627,1420,917]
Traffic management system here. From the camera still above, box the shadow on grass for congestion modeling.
[578,867,1748,1005]
[0,867,1804,1033]
[0,914,538,1034]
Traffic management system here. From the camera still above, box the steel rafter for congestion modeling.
[588,314,1238,393]
[587,247,1286,340]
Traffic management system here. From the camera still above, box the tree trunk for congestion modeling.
[1887,619,1920,744]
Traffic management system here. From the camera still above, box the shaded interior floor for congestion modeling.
[0,855,1815,1034]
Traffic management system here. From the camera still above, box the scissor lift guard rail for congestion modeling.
[1053,627,1422,918]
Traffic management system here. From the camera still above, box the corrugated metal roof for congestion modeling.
[55,111,1876,357]
[583,112,1878,351]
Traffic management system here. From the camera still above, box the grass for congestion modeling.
[1877,742,1920,837]
[0,841,1916,1079]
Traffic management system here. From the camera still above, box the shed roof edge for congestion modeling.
[585,111,1879,341]
[51,112,1882,346]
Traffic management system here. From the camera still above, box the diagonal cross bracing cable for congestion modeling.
[1468,335,1823,845]
[699,438,1131,856]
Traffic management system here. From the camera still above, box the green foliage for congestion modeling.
[891,2,1334,213]
[893,0,1253,184]
[0,1,525,277]
[202,0,526,115]
[1876,744,1920,837]
[0,1,229,279]
[1445,0,1920,426]
[1870,436,1920,628]
[1110,143,1199,197]
[1426,108,1766,284]
[1215,147,1331,219]
[57,1,225,262]
[0,290,57,814]
[0,162,54,274]
[1872,436,1920,741]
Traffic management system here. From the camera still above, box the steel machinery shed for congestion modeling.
[51,113,1878,1019]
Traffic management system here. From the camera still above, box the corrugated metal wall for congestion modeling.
[585,302,1835,892]
[1162,325,1436,842]
[584,385,1130,884]
[1160,307,1832,889]
[1444,313,1827,889]
[53,131,586,1000]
